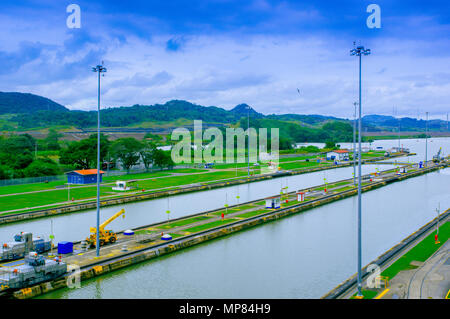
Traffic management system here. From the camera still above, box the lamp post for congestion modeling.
[353,102,358,186]
[425,111,428,167]
[350,44,371,298]
[247,105,250,177]
[92,63,107,257]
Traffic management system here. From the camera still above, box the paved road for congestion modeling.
[382,239,450,299]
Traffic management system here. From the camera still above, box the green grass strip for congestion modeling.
[350,290,379,299]
[381,221,449,279]
[236,209,271,219]
[158,216,212,229]
[184,219,237,233]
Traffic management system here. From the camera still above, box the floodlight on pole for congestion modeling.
[425,111,429,167]
[92,63,107,257]
[350,44,371,298]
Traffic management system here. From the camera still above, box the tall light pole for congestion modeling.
[425,111,428,167]
[397,112,401,151]
[92,63,107,257]
[247,105,250,177]
[351,44,371,298]
[353,102,358,186]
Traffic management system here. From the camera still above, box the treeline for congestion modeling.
[0,133,175,180]
[238,118,354,149]
[60,134,175,172]
[0,134,62,179]
[12,100,244,129]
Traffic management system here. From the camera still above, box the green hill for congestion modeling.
[0,92,68,115]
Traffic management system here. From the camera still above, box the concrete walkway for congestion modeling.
[382,239,450,299]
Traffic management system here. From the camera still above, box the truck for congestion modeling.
[86,209,125,247]
[1,232,51,261]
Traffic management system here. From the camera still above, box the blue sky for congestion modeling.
[0,0,449,119]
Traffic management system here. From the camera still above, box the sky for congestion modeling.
[0,0,449,119]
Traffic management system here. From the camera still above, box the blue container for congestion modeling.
[57,241,73,254]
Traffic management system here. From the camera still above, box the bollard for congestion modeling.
[80,241,88,251]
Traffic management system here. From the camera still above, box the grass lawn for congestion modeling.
[333,186,356,192]
[315,180,350,191]
[351,290,379,299]
[279,161,325,170]
[168,233,184,239]
[213,162,258,169]
[252,200,266,206]
[0,180,66,195]
[278,155,318,162]
[211,207,243,216]
[157,216,212,229]
[0,170,249,213]
[381,221,449,279]
[184,218,237,233]
[236,209,271,219]
[281,200,303,207]
[0,185,115,211]
[0,168,208,197]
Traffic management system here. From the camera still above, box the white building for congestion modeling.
[326,150,350,161]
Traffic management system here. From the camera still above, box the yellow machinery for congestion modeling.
[86,209,125,247]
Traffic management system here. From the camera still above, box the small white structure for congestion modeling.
[265,196,281,209]
[112,180,131,191]
[326,150,350,161]
[296,191,306,202]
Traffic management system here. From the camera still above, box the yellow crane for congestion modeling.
[86,209,125,247]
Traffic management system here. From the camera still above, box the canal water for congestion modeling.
[38,166,450,299]
[0,163,394,243]
[305,136,449,164]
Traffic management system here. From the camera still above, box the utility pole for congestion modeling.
[351,44,371,298]
[436,203,440,238]
[425,111,428,167]
[353,102,357,186]
[92,63,107,257]
[398,112,401,151]
[247,105,250,177]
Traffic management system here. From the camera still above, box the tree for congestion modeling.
[139,141,157,171]
[24,158,61,177]
[44,128,61,150]
[325,140,336,149]
[0,135,34,169]
[0,165,10,180]
[279,137,293,150]
[153,149,174,170]
[59,134,110,169]
[110,138,143,172]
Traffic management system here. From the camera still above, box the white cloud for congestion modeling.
[0,12,448,120]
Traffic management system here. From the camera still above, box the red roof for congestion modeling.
[72,169,105,175]
[333,150,349,153]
